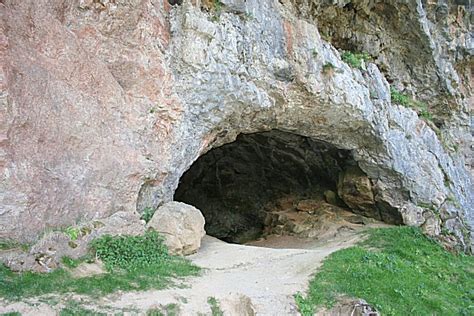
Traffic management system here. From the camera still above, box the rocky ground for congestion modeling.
[0,213,388,315]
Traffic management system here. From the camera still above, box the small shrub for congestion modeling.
[90,231,169,272]
[207,297,224,316]
[390,87,433,122]
[61,256,82,269]
[141,207,156,223]
[207,0,222,21]
[64,226,80,241]
[341,51,371,69]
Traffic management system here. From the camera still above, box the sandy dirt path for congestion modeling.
[1,227,375,315]
[103,230,364,315]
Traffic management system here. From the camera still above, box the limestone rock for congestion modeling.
[421,212,441,237]
[0,0,472,251]
[0,211,145,272]
[338,166,379,220]
[146,202,206,255]
[315,297,379,316]
[400,203,425,227]
[323,190,342,206]
[296,199,323,213]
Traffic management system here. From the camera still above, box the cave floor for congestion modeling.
[1,221,390,315]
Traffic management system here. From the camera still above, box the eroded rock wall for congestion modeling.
[1,0,472,249]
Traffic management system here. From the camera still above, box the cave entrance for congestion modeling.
[174,130,395,244]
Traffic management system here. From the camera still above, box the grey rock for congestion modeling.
[400,203,425,227]
[0,0,472,252]
[146,202,206,255]
[0,211,145,272]
[338,166,378,220]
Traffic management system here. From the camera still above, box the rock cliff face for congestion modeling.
[1,0,472,250]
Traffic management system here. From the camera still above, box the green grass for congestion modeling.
[390,87,433,121]
[207,297,224,316]
[140,207,156,223]
[1,312,22,316]
[295,227,474,316]
[341,51,371,69]
[0,232,200,300]
[0,240,29,252]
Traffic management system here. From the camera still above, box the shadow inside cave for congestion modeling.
[174,130,401,244]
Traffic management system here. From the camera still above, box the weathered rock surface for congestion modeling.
[338,166,379,220]
[0,0,472,250]
[0,211,145,272]
[315,297,379,316]
[147,201,205,255]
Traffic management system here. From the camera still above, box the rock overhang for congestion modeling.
[0,0,472,252]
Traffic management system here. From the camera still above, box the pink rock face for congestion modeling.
[0,0,181,242]
[0,0,472,249]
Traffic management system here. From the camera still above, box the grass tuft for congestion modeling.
[295,227,474,316]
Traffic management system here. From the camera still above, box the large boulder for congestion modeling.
[146,202,206,255]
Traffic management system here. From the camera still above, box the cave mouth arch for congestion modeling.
[174,130,400,244]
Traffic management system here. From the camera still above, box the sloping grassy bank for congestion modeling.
[296,227,473,315]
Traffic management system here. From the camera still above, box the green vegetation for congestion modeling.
[389,83,460,151]
[295,227,474,316]
[0,232,200,300]
[322,62,336,74]
[207,297,224,316]
[210,0,223,22]
[61,256,81,269]
[1,312,21,316]
[140,207,156,223]
[91,231,168,272]
[64,226,81,241]
[341,51,371,69]
[0,240,29,252]
[390,87,433,121]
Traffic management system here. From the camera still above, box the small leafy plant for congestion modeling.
[390,87,433,121]
[341,51,371,69]
[141,207,156,223]
[90,231,168,272]
[208,297,224,316]
[64,226,81,241]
